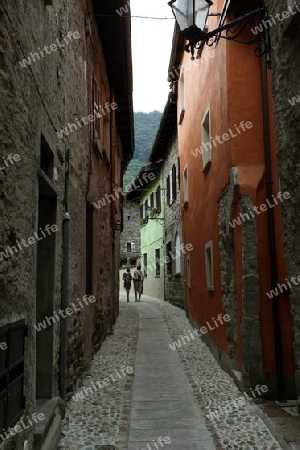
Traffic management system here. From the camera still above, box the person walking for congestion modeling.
[123,268,132,302]
[133,264,144,302]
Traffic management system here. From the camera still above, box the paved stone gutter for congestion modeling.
[58,303,139,450]
[150,297,285,450]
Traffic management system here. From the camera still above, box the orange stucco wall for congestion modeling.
[177,2,295,381]
[178,6,231,353]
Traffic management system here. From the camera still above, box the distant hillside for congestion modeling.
[123,111,162,187]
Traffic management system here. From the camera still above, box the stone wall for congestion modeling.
[120,196,141,266]
[240,196,264,390]
[265,0,300,406]
[218,170,239,363]
[0,0,126,447]
[162,134,186,309]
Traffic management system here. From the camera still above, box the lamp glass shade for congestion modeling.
[169,0,210,35]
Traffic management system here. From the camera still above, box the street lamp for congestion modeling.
[168,0,212,43]
[168,0,267,60]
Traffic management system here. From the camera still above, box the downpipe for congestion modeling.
[260,50,285,400]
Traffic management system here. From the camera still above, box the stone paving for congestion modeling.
[58,302,139,450]
[127,300,214,450]
[58,294,287,450]
[149,296,285,450]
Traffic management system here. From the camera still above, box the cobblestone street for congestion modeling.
[57,295,295,450]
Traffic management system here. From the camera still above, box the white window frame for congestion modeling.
[205,241,214,291]
[201,107,212,172]
[180,70,185,112]
[179,70,185,123]
[168,170,174,204]
[183,165,188,204]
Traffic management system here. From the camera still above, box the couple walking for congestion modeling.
[123,264,144,302]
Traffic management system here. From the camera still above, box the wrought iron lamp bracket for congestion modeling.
[185,7,270,64]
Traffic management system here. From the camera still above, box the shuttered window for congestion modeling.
[0,320,26,432]
[156,186,161,212]
[167,166,177,206]
[150,193,154,208]
[93,78,101,138]
[172,165,177,201]
[166,174,170,205]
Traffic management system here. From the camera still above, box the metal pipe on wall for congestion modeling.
[260,50,285,400]
[60,212,70,400]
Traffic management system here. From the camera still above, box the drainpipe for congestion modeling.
[110,90,117,327]
[60,212,70,400]
[260,53,285,400]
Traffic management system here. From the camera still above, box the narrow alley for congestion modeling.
[58,296,293,450]
[1,0,300,449]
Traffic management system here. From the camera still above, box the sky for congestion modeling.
[130,0,175,112]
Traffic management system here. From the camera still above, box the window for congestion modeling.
[183,165,188,204]
[40,135,54,180]
[166,242,172,274]
[166,173,170,205]
[93,78,101,139]
[153,191,157,209]
[127,242,135,252]
[187,255,191,288]
[127,215,130,221]
[140,203,148,219]
[156,186,161,212]
[166,165,177,206]
[103,114,110,161]
[155,248,161,277]
[172,165,177,201]
[150,192,154,208]
[202,107,212,171]
[0,320,26,433]
[175,234,181,274]
[205,241,214,290]
[283,0,300,36]
[143,253,148,277]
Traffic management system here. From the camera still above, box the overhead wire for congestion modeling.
[92,14,175,20]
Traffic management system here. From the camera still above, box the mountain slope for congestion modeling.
[123,111,162,187]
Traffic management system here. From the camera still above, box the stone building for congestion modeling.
[149,97,186,309]
[0,0,133,448]
[120,196,141,267]
[265,0,300,408]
